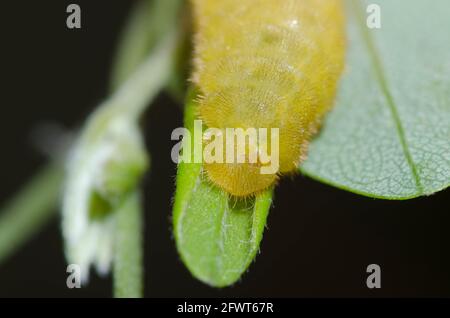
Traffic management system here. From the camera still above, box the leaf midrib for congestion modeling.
[350,0,424,195]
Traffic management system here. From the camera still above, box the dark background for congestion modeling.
[0,0,449,298]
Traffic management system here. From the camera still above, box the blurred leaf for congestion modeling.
[301,0,450,199]
[173,94,273,287]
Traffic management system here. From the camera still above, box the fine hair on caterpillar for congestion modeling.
[190,0,346,196]
[171,119,280,175]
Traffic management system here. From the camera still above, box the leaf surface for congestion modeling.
[302,0,450,199]
[173,95,273,287]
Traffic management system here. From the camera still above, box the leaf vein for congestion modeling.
[351,0,424,195]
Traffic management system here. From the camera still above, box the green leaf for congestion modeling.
[301,0,450,199]
[173,93,273,287]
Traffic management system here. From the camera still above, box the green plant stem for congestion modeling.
[110,0,182,92]
[113,191,143,298]
[0,162,64,264]
[0,1,182,299]
[108,0,183,298]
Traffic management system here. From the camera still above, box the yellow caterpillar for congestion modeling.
[191,0,346,196]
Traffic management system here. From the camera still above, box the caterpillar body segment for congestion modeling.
[191,0,346,196]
